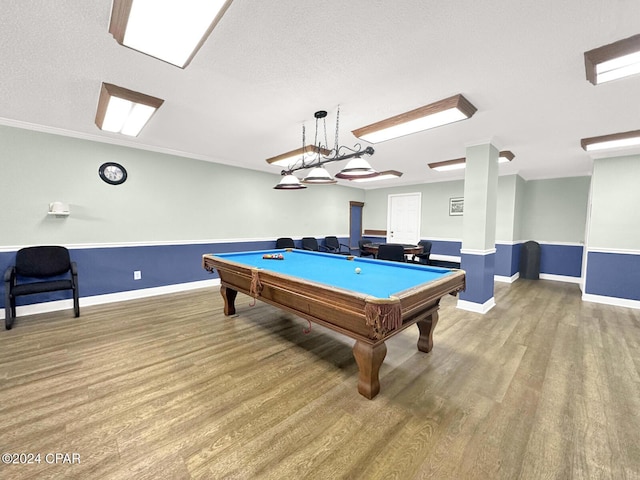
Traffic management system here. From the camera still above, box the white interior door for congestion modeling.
[387,193,421,244]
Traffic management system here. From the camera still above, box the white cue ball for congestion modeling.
[355,267,361,274]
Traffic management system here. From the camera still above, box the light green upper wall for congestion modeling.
[496,175,517,242]
[589,154,640,250]
[363,174,526,243]
[521,177,591,243]
[363,180,465,239]
[462,143,499,250]
[0,124,596,249]
[520,176,590,244]
[513,175,526,242]
[0,125,364,247]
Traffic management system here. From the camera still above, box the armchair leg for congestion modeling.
[73,288,80,317]
[5,303,14,330]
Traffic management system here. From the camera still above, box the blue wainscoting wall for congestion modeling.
[459,252,496,305]
[1,237,353,310]
[539,243,583,278]
[495,243,520,278]
[362,238,583,282]
[585,251,640,302]
[0,237,595,313]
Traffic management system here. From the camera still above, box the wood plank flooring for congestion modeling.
[1,279,639,479]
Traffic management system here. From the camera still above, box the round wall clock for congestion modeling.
[98,162,127,185]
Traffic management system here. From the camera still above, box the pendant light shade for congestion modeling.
[335,157,379,179]
[302,167,337,184]
[274,174,306,190]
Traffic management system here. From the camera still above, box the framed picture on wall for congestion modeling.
[449,197,464,216]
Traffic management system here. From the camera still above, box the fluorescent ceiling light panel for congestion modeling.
[429,150,514,171]
[352,94,477,143]
[584,33,640,85]
[351,170,403,182]
[428,158,467,172]
[95,82,164,137]
[266,145,331,168]
[580,129,640,151]
[498,151,515,163]
[109,0,234,68]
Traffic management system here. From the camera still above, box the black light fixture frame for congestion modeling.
[279,109,376,177]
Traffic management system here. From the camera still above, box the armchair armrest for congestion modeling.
[4,266,15,283]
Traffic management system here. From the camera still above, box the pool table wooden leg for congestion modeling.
[220,285,238,316]
[416,310,439,353]
[353,340,387,399]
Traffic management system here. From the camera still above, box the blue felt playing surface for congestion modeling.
[211,249,453,299]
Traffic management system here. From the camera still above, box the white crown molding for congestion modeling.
[0,116,225,165]
[0,236,350,252]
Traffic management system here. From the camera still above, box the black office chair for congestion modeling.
[376,244,406,262]
[358,239,374,258]
[324,236,351,254]
[275,237,295,249]
[4,246,79,330]
[411,240,432,265]
[301,237,327,252]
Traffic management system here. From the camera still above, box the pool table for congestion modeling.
[202,249,465,399]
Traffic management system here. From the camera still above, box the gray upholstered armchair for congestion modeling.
[4,246,79,330]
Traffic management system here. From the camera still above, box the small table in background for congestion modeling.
[361,243,423,258]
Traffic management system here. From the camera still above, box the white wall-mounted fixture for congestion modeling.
[48,201,70,217]
[109,0,234,68]
[584,34,640,85]
[352,94,477,144]
[95,82,164,137]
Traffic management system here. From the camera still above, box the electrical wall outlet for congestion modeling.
[133,270,142,280]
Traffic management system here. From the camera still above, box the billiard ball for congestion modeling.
[355,267,361,274]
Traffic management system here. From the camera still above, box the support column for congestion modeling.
[458,143,499,313]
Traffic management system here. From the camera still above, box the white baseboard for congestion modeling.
[430,254,461,263]
[582,293,640,310]
[457,297,496,314]
[494,273,579,284]
[495,272,520,283]
[539,273,582,284]
[1,279,221,320]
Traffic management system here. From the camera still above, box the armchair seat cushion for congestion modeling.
[11,279,74,296]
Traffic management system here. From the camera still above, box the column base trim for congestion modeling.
[456,297,496,314]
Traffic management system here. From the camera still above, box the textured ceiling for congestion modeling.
[1,0,639,188]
